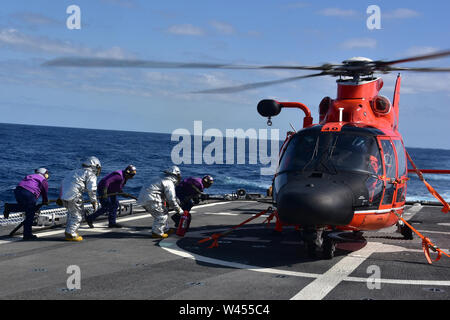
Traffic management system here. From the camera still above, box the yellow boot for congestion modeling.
[65,232,83,242]
[166,228,176,235]
[152,232,168,239]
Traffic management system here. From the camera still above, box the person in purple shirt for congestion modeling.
[171,175,214,227]
[85,165,136,228]
[3,168,50,240]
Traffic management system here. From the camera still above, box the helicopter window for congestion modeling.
[278,131,382,175]
[393,140,407,177]
[380,139,397,205]
[380,140,397,179]
[278,132,319,173]
[396,186,406,203]
[328,134,382,174]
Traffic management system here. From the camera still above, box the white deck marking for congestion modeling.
[202,212,239,216]
[0,201,231,245]
[159,237,450,296]
[159,238,321,279]
[290,242,384,300]
[418,229,450,236]
[438,223,450,227]
[404,204,423,217]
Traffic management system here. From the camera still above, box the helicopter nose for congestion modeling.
[276,179,354,226]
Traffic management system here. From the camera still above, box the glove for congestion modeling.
[91,201,98,212]
[175,207,183,215]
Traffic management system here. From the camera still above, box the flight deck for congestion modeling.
[0,199,449,300]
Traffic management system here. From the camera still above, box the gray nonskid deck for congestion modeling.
[0,200,449,300]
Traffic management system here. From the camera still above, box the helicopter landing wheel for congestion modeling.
[322,234,336,260]
[303,228,323,258]
[399,223,414,240]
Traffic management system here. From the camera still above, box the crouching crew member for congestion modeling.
[60,156,101,241]
[171,175,214,227]
[3,168,50,241]
[137,166,183,239]
[86,165,137,228]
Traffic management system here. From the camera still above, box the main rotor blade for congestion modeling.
[376,50,450,66]
[192,72,328,94]
[43,57,330,71]
[386,66,450,72]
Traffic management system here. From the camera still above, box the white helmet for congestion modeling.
[163,166,181,182]
[35,168,49,179]
[82,156,102,176]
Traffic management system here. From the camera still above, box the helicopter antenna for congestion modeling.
[289,122,296,132]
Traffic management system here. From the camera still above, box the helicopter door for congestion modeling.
[379,138,398,207]
[393,139,407,205]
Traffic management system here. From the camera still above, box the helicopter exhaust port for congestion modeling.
[257,99,313,128]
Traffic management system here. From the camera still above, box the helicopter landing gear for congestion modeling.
[302,227,322,258]
[397,220,414,240]
[302,228,337,259]
[322,232,336,260]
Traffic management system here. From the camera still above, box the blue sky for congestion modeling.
[0,0,449,148]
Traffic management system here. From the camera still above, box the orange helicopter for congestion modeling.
[45,50,450,261]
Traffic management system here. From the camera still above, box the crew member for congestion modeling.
[367,154,383,203]
[60,156,101,241]
[171,175,214,227]
[3,168,50,240]
[86,165,137,228]
[137,166,183,239]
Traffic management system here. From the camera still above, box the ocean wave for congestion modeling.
[221,176,271,190]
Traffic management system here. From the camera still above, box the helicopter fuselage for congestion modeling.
[263,76,407,231]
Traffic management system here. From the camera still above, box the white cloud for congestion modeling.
[210,20,235,35]
[403,46,440,57]
[341,38,377,49]
[0,28,133,58]
[383,8,420,19]
[382,73,450,94]
[318,8,358,17]
[166,24,205,36]
[10,12,60,27]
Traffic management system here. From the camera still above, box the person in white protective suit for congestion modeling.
[138,166,184,239]
[60,156,101,241]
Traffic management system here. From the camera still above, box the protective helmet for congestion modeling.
[82,156,102,176]
[163,166,181,183]
[35,168,49,179]
[202,175,214,188]
[124,165,137,178]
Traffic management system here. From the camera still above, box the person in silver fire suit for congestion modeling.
[60,156,101,241]
[137,166,183,239]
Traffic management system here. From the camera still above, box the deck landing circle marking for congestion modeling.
[160,225,450,291]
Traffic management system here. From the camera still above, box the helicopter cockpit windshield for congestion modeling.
[279,128,382,176]
[278,127,385,208]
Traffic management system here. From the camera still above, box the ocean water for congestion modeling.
[0,123,449,206]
